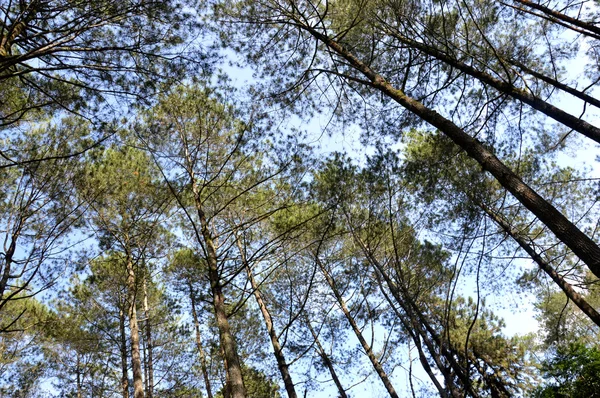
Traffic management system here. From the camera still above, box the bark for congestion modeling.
[235,233,298,398]
[381,286,450,396]
[0,0,39,58]
[372,268,453,398]
[380,29,600,144]
[76,353,82,398]
[142,275,154,398]
[367,245,476,397]
[0,225,21,309]
[119,306,129,398]
[126,253,145,398]
[299,25,600,279]
[508,58,600,110]
[512,0,600,37]
[305,318,348,398]
[192,183,246,398]
[480,202,600,327]
[316,257,400,398]
[190,284,214,398]
[342,215,471,397]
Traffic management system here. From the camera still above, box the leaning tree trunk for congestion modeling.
[296,22,600,280]
[479,202,600,327]
[316,257,400,398]
[189,283,214,398]
[235,233,298,398]
[305,316,348,398]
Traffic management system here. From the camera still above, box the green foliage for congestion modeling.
[532,344,600,398]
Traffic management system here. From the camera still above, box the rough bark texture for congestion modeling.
[142,276,154,398]
[193,184,246,398]
[126,254,145,398]
[301,26,600,279]
[236,234,298,398]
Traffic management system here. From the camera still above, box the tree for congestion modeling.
[302,153,536,396]
[532,343,600,398]
[0,295,52,397]
[140,85,261,398]
[141,83,308,398]
[216,0,600,290]
[77,144,171,398]
[400,129,600,328]
[0,0,199,128]
[0,118,86,333]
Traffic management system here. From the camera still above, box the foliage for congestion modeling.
[532,344,600,398]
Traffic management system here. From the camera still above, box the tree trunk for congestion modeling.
[512,0,600,37]
[316,257,400,398]
[76,353,83,398]
[119,306,129,398]
[190,284,214,398]
[383,29,600,144]
[193,184,246,398]
[143,275,154,398]
[300,25,600,279]
[305,317,348,398]
[235,233,298,398]
[479,202,600,327]
[126,253,145,398]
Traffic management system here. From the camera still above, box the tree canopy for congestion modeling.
[0,1,598,397]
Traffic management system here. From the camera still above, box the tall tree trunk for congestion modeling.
[299,24,600,279]
[382,29,600,144]
[126,253,145,398]
[235,233,298,398]
[316,257,400,398]
[76,353,82,398]
[511,0,600,37]
[357,236,478,397]
[119,305,129,398]
[479,202,600,327]
[373,270,453,398]
[193,183,246,398]
[342,214,468,397]
[305,317,348,398]
[190,283,214,398]
[142,275,154,398]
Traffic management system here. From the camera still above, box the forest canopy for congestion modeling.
[0,0,599,397]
